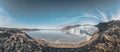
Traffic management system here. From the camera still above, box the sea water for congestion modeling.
[27,30,91,44]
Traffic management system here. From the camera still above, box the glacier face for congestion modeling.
[63,25,98,40]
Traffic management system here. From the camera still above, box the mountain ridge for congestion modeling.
[0,20,120,52]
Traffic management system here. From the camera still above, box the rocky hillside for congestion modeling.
[42,20,120,52]
[88,20,120,52]
[0,30,43,52]
[0,20,120,52]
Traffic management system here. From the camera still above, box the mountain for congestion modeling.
[0,27,41,31]
[49,20,120,52]
[0,20,120,52]
[62,25,98,36]
[85,20,120,52]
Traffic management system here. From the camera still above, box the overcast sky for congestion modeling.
[0,0,120,28]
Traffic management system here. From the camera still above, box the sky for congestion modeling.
[0,0,120,29]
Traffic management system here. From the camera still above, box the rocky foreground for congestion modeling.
[0,20,120,52]
[0,30,43,52]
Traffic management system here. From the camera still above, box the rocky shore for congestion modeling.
[0,20,120,52]
[0,30,42,52]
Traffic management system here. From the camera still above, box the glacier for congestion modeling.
[63,25,98,40]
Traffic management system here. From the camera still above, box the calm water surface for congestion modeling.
[27,30,91,44]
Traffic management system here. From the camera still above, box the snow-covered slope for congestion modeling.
[62,25,98,40]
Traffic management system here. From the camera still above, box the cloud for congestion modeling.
[1,6,119,29]
[111,14,120,20]
[0,8,62,29]
[79,21,97,25]
[0,7,31,28]
[57,15,92,26]
[96,9,109,22]
[83,13,99,20]
[57,13,100,26]
[0,7,15,27]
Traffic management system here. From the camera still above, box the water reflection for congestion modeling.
[27,29,94,44]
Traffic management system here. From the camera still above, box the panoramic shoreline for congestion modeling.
[0,20,120,52]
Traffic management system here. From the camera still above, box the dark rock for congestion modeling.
[1,20,120,52]
[0,31,42,52]
[89,20,120,52]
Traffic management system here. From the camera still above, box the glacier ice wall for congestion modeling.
[63,25,98,40]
